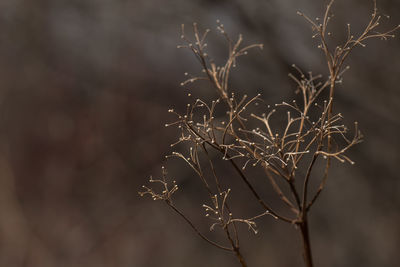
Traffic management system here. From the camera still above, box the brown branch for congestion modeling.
[167,202,232,251]
[228,158,294,224]
[263,167,299,214]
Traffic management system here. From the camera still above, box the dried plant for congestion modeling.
[140,1,398,266]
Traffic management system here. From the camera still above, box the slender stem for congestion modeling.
[299,148,320,267]
[264,167,298,214]
[225,227,247,267]
[233,247,247,267]
[166,202,232,251]
[301,152,319,211]
[288,178,302,209]
[228,158,294,223]
[299,215,314,267]
[202,144,240,247]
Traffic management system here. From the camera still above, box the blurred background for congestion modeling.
[0,0,399,266]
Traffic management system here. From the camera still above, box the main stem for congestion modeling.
[299,215,314,267]
[234,248,247,267]
[225,225,247,267]
[297,67,337,267]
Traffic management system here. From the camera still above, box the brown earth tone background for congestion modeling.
[0,0,399,266]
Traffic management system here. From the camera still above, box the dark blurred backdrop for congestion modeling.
[0,0,399,266]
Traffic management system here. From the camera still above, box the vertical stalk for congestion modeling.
[299,216,314,267]
[225,225,247,267]
[233,247,247,267]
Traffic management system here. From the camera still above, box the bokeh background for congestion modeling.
[0,0,399,266]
